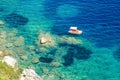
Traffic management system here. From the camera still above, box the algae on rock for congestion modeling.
[0,62,22,80]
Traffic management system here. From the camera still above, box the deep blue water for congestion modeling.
[43,0,120,47]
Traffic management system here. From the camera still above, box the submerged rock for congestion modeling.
[59,43,92,66]
[62,53,74,66]
[0,49,12,58]
[4,13,29,27]
[0,31,6,44]
[20,55,28,60]
[42,74,57,80]
[32,58,39,64]
[13,36,24,47]
[60,43,92,60]
[40,37,51,44]
[50,62,62,67]
[41,68,49,73]
[39,57,53,63]
[40,37,47,44]
[36,32,56,47]
[20,69,42,80]
[73,45,92,60]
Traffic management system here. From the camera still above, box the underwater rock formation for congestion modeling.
[60,43,92,60]
[39,57,53,63]
[59,36,82,45]
[40,37,51,44]
[20,55,28,60]
[36,31,56,47]
[0,31,6,45]
[4,13,29,27]
[59,43,92,66]
[0,0,19,17]
[32,58,39,64]
[71,45,92,60]
[50,62,62,67]
[63,53,74,66]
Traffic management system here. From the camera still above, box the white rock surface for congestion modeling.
[2,56,17,68]
[40,37,51,44]
[20,69,42,80]
[40,37,47,44]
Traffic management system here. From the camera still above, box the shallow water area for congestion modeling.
[0,0,120,80]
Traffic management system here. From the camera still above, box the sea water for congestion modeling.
[0,0,120,80]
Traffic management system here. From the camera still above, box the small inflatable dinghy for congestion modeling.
[68,26,82,35]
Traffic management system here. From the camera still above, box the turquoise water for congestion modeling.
[0,0,120,80]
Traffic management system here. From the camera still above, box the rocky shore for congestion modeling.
[0,55,42,80]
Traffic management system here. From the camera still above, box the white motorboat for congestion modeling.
[68,26,83,34]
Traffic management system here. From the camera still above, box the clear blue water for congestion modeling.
[44,0,120,47]
[0,0,120,80]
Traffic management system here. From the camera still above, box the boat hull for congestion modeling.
[68,30,82,35]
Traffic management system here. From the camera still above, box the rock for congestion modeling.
[40,37,46,44]
[42,74,56,80]
[42,68,49,73]
[0,50,12,58]
[20,55,27,60]
[40,37,51,44]
[50,62,62,67]
[59,74,65,79]
[2,56,17,68]
[59,36,82,45]
[20,69,42,80]
[32,58,39,64]
[0,31,6,39]
[13,36,24,47]
[27,46,35,50]
[36,32,56,47]
[5,43,13,48]
[0,38,5,45]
